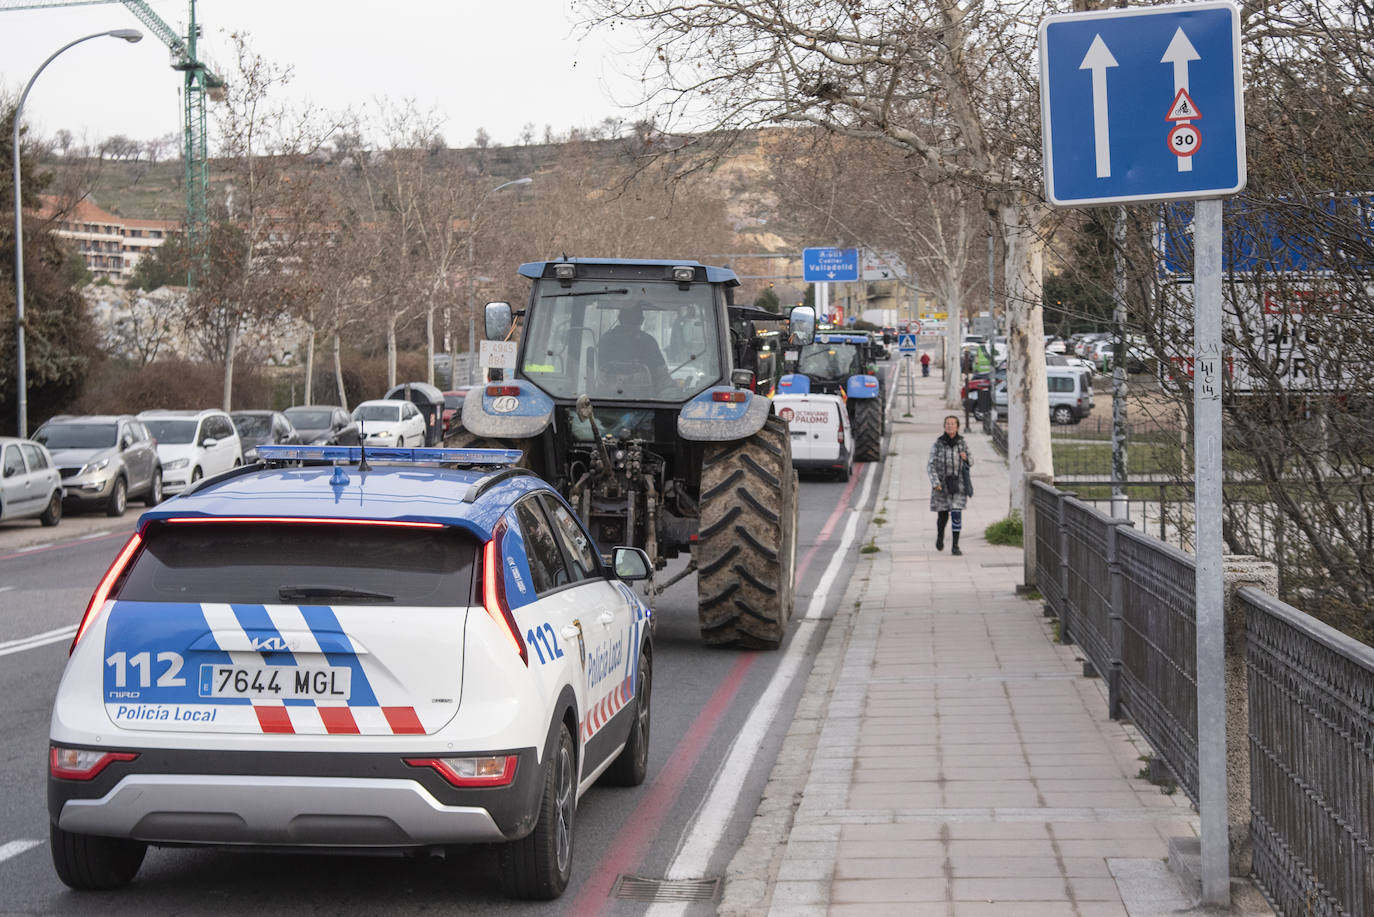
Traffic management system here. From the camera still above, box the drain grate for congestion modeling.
[612,875,722,902]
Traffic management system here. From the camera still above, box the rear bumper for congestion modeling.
[49,744,542,847]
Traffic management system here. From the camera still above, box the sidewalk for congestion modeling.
[721,369,1272,916]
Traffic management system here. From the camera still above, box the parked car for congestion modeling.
[33,415,162,515]
[352,399,427,447]
[282,405,361,447]
[442,387,472,437]
[0,436,63,526]
[48,445,654,898]
[993,366,1095,424]
[774,393,854,481]
[137,409,243,495]
[230,410,302,462]
[382,382,446,446]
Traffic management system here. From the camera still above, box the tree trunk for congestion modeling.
[304,332,316,405]
[944,293,963,408]
[333,333,348,410]
[387,312,398,390]
[222,322,238,412]
[426,301,435,387]
[1000,200,1053,515]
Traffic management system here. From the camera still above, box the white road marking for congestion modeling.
[0,839,43,864]
[646,364,899,913]
[0,625,78,657]
[0,585,14,593]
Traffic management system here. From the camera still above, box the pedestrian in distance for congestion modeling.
[929,414,972,555]
[920,351,931,377]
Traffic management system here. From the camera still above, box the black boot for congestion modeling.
[936,512,947,551]
[951,532,962,556]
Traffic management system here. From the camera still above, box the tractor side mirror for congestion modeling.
[789,306,816,345]
[484,301,513,340]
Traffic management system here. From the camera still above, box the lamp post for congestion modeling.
[12,28,142,436]
[465,177,531,385]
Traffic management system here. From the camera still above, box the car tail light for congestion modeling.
[71,532,143,653]
[404,755,518,787]
[482,531,528,664]
[712,390,747,403]
[486,385,519,397]
[50,745,137,781]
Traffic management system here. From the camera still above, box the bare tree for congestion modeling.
[581,0,1055,510]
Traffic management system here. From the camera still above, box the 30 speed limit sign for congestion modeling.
[1169,123,1200,157]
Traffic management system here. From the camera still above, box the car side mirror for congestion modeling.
[484,301,513,341]
[611,546,652,581]
[789,306,816,345]
[202,437,218,447]
[3,466,14,478]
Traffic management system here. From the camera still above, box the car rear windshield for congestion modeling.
[115,522,478,607]
[143,420,198,444]
[35,423,116,449]
[286,410,331,428]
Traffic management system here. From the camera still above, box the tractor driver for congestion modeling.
[599,302,671,393]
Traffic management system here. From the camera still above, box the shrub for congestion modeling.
[985,510,1024,547]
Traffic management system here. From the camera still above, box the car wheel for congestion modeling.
[49,821,146,890]
[105,477,128,517]
[499,723,575,899]
[143,468,163,506]
[602,648,652,787]
[1051,405,1075,425]
[39,491,62,527]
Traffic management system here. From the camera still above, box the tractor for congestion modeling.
[777,331,887,462]
[457,258,809,650]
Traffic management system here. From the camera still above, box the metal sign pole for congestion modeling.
[1193,197,1228,905]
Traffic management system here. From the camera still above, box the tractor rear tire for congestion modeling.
[853,398,883,463]
[696,415,798,650]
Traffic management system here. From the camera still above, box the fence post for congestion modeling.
[1058,491,1074,645]
[1106,519,1133,720]
[1021,473,1054,595]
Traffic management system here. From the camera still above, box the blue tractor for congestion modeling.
[457,258,806,649]
[777,331,886,462]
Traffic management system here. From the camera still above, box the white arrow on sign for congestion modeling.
[1079,34,1119,178]
[1162,27,1200,173]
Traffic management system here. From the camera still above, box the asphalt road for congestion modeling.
[0,448,883,914]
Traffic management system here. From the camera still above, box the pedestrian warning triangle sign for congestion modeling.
[1166,88,1201,121]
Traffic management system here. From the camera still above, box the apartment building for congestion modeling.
[32,196,179,284]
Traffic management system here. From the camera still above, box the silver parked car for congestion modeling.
[0,436,63,526]
[33,415,163,516]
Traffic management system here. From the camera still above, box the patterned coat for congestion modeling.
[928,433,971,512]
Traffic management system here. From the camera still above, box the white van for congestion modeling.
[773,394,854,480]
[993,366,1095,425]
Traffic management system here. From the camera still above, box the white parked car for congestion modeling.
[0,436,63,526]
[773,394,854,481]
[137,409,243,495]
[352,399,427,447]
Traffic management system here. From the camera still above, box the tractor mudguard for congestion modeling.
[460,381,555,439]
[777,374,811,395]
[677,386,772,442]
[845,374,882,399]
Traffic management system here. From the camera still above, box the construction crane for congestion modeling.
[2,0,225,284]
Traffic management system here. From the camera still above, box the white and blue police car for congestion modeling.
[47,445,654,899]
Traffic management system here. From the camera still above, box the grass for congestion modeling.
[984,511,1024,547]
[860,536,881,554]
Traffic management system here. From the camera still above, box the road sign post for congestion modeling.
[1040,2,1243,905]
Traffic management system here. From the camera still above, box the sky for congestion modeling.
[0,0,653,149]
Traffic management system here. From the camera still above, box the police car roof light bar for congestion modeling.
[254,445,524,466]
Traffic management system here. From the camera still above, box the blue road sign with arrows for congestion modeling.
[1039,1,1245,207]
[802,247,859,282]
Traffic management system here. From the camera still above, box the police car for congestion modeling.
[47,445,654,899]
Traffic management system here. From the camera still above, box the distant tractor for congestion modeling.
[777,331,887,462]
[458,258,810,650]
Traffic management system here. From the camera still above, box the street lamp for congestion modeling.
[463,177,532,385]
[12,28,142,437]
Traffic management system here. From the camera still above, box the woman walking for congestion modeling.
[929,415,972,555]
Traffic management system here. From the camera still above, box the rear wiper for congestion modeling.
[541,287,629,298]
[278,585,395,603]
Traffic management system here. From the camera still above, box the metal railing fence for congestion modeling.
[1242,587,1374,917]
[1034,481,1374,913]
